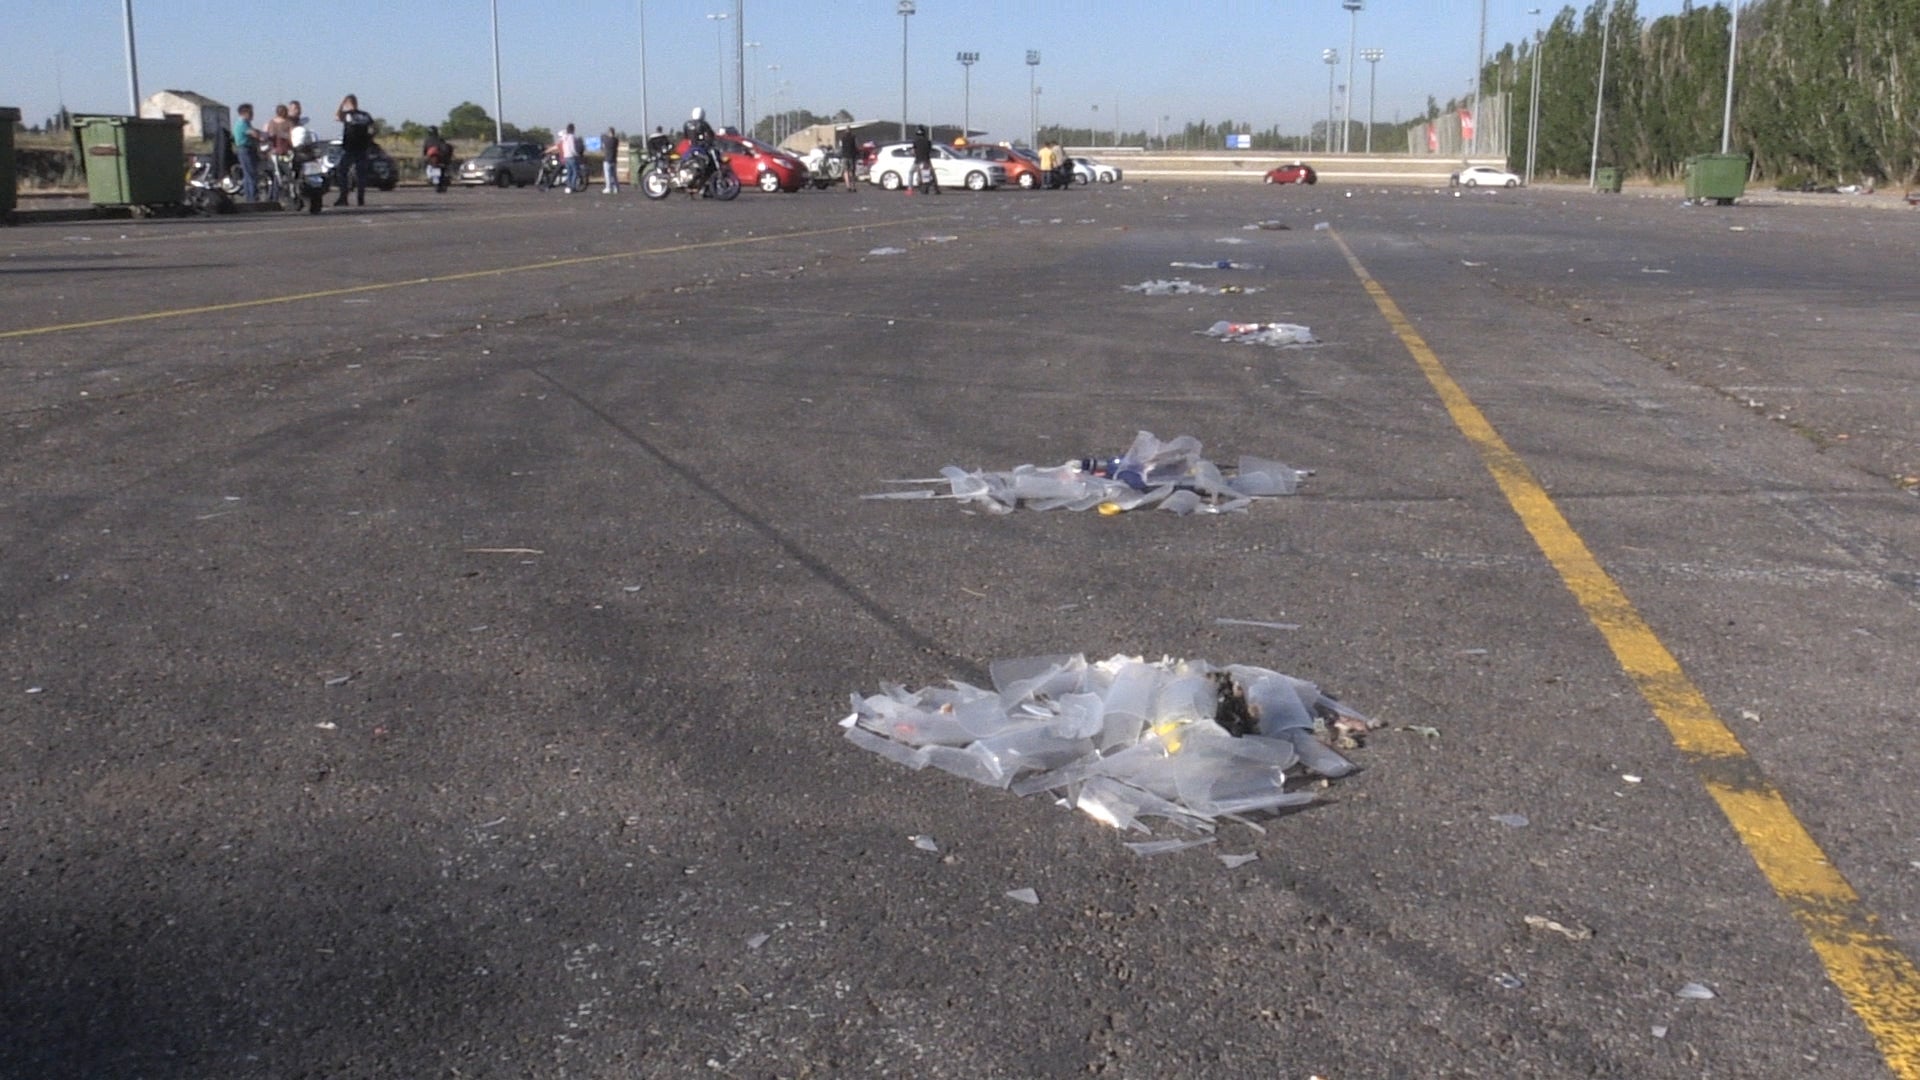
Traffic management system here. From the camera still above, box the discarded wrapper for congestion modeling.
[839,653,1380,845]
[862,430,1307,516]
[1201,321,1317,347]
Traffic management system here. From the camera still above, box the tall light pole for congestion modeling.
[637,0,649,138]
[1342,0,1362,153]
[705,12,729,125]
[121,0,141,114]
[1362,48,1384,153]
[1472,0,1488,154]
[1026,50,1041,147]
[490,0,504,141]
[1322,49,1339,154]
[1719,0,1740,153]
[1525,9,1543,184]
[898,1,916,140]
[1090,103,1098,146]
[766,64,781,141]
[1589,8,1610,187]
[733,0,745,133]
[746,41,762,136]
[957,51,979,137]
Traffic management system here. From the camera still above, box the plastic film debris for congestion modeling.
[838,653,1379,848]
[1201,321,1318,347]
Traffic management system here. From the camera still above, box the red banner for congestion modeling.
[1459,109,1476,142]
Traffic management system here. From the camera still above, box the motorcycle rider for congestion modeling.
[683,106,719,187]
[422,125,454,193]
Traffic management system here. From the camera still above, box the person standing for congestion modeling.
[260,104,294,201]
[836,124,860,191]
[1037,141,1056,189]
[601,127,620,194]
[334,94,376,207]
[555,123,583,193]
[910,125,940,195]
[232,103,261,202]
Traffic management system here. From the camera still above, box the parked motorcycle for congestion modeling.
[639,142,740,201]
[289,141,330,214]
[800,146,847,190]
[534,151,565,192]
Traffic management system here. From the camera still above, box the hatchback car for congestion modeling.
[866,143,1004,191]
[321,140,399,190]
[1263,162,1317,185]
[675,134,809,192]
[1072,157,1123,183]
[956,144,1044,189]
[457,142,545,187]
[1451,164,1521,187]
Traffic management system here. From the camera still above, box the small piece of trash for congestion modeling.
[25,686,44,695]
[1214,236,1250,244]
[867,246,906,256]
[910,834,939,853]
[1675,982,1716,1000]
[1124,279,1262,296]
[1005,887,1040,905]
[465,547,544,555]
[1312,221,1331,231]
[1456,648,1490,656]
[1621,773,1642,784]
[1201,321,1316,347]
[1214,618,1301,630]
[1461,260,1485,267]
[1639,267,1671,274]
[623,585,643,593]
[1739,709,1761,723]
[1523,914,1593,941]
[1493,972,1525,990]
[1492,813,1530,828]
[1402,724,1441,739]
[1126,837,1217,856]
[746,932,770,950]
[1218,852,1260,868]
[922,235,958,243]
[314,721,337,730]
[1169,260,1263,271]
[323,675,352,687]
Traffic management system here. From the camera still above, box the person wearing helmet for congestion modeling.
[682,106,720,188]
[909,124,940,195]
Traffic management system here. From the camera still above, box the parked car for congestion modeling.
[956,143,1044,189]
[1263,162,1317,185]
[321,140,398,190]
[456,141,545,187]
[1071,157,1123,183]
[1450,164,1521,187]
[674,134,809,193]
[866,143,1005,191]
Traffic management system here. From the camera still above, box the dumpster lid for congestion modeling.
[0,106,21,123]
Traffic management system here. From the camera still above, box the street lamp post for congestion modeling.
[898,0,916,141]
[1090,104,1098,146]
[1719,0,1740,153]
[705,12,729,125]
[1472,0,1488,154]
[490,0,504,142]
[732,0,744,133]
[766,64,781,140]
[122,0,141,114]
[1342,0,1362,153]
[746,40,762,137]
[957,51,979,138]
[636,0,649,139]
[1322,49,1339,154]
[1362,48,1383,154]
[1026,50,1041,148]
[1589,10,1610,187]
[1525,9,1543,184]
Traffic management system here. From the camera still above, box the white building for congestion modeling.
[140,90,227,140]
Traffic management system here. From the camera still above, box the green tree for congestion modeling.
[444,101,497,141]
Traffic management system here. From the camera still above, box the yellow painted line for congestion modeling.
[1328,228,1920,1078]
[0,219,926,340]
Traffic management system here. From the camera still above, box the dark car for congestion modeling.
[456,141,545,188]
[1263,162,1317,185]
[321,140,399,190]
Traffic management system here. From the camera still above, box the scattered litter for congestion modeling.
[1312,221,1331,231]
[1639,267,1671,274]
[1493,972,1525,990]
[922,235,958,243]
[25,686,44,695]
[1457,648,1489,656]
[910,834,940,853]
[623,585,643,593]
[1214,618,1301,630]
[1005,887,1040,905]
[315,721,337,730]
[1461,260,1485,267]
[1739,708,1761,723]
[839,652,1379,845]
[746,932,770,950]
[1402,724,1441,739]
[1218,852,1260,868]
[1123,279,1262,296]
[1651,1025,1669,1039]
[323,674,352,687]
[1621,773,1642,784]
[1215,236,1250,244]
[1675,982,1716,1000]
[863,430,1307,515]
[1126,837,1217,856]
[1492,813,1530,828]
[1524,914,1594,941]
[867,246,906,256]
[465,547,544,555]
[1246,220,1291,230]
[1201,321,1317,347]
[1169,259,1263,271]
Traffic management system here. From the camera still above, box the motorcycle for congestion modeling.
[534,151,566,192]
[800,146,848,190]
[289,140,330,214]
[639,141,741,201]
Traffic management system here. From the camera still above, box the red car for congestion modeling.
[1264,162,1318,185]
[674,133,809,193]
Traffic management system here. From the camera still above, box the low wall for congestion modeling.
[1062,151,1507,185]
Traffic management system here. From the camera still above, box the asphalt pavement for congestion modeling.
[3,178,1918,1079]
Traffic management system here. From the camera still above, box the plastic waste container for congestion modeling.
[71,114,186,208]
[0,107,20,218]
[1684,153,1748,205]
[1595,166,1623,194]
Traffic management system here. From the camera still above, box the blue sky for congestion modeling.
[6,0,1700,143]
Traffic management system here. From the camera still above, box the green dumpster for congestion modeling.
[72,114,186,208]
[1595,166,1623,194]
[1685,153,1749,205]
[0,107,20,218]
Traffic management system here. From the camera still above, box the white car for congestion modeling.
[1071,157,1123,183]
[867,143,1005,191]
[1451,164,1521,188]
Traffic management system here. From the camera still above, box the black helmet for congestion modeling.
[915,125,928,137]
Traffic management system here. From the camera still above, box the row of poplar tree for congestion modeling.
[1468,0,1917,184]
